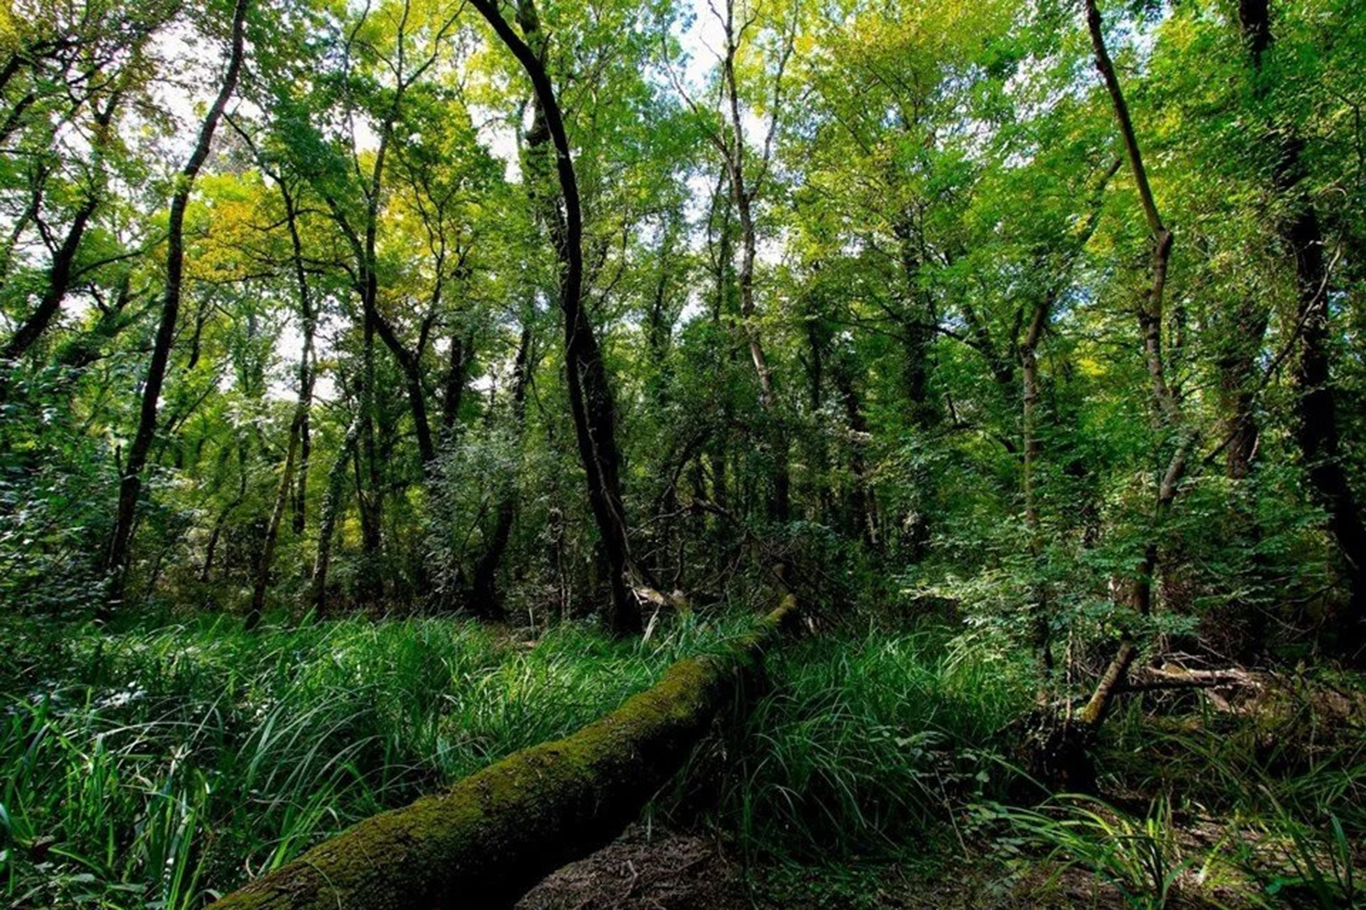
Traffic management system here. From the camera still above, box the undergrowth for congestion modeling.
[661,623,1035,861]
[0,611,753,908]
[4,610,1364,909]
[973,676,1366,909]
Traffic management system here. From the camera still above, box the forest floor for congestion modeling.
[3,611,1364,909]
[518,826,1053,909]
[519,825,1283,909]
[519,819,1354,910]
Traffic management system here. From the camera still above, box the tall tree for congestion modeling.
[1079,0,1193,727]
[470,0,643,633]
[104,0,251,606]
[1239,0,1365,630]
[674,0,796,524]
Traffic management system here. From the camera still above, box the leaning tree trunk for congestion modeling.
[1023,0,1196,785]
[208,596,798,910]
[104,0,249,608]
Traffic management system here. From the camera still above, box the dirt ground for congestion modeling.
[516,826,1139,910]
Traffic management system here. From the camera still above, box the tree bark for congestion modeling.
[1077,0,1192,726]
[103,0,249,608]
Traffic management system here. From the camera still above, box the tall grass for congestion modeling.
[0,612,754,908]
[681,625,1033,860]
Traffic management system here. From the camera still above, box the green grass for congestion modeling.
[973,674,1366,909]
[0,611,756,909]
[687,624,1034,861]
[0,610,1035,907]
[8,607,1359,909]
[974,795,1197,909]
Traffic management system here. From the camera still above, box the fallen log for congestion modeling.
[208,596,799,910]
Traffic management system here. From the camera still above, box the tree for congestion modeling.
[470,0,644,633]
[104,0,252,608]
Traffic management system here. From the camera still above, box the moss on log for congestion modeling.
[208,596,798,910]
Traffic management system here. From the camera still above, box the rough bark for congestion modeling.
[103,0,249,607]
[472,0,641,634]
[208,596,799,910]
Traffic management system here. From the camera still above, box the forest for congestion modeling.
[2,0,1365,905]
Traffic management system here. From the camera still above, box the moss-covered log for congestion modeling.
[208,596,798,910]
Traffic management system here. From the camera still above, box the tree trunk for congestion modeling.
[831,347,876,547]
[1234,0,1364,631]
[279,180,316,536]
[1073,0,1192,730]
[308,413,361,615]
[893,220,938,431]
[247,415,302,630]
[472,0,641,634]
[103,0,249,609]
[373,314,436,466]
[442,325,474,433]
[469,325,533,618]
[0,85,125,371]
[1216,298,1266,482]
[715,6,791,525]
[1020,299,1051,668]
[208,596,798,910]
[356,317,385,595]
